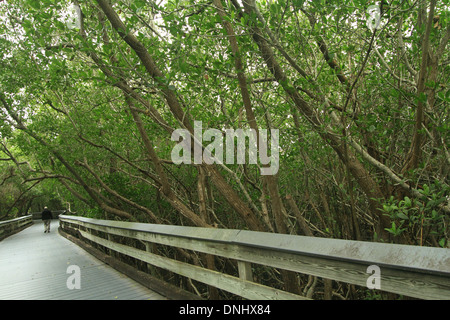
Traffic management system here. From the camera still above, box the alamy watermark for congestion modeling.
[366,5,382,31]
[66,265,81,290]
[171,121,279,175]
[366,265,381,290]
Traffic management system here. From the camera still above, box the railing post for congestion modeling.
[237,260,253,281]
[145,242,157,276]
[107,234,115,258]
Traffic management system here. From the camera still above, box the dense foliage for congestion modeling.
[0,0,448,298]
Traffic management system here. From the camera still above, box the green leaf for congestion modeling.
[404,196,411,207]
[397,212,408,220]
[30,1,41,10]
[421,184,430,196]
[417,92,427,103]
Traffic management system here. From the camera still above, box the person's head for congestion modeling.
[44,206,48,210]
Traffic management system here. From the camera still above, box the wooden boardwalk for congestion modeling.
[0,220,166,300]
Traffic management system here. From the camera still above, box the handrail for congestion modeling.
[59,215,450,300]
[0,215,33,241]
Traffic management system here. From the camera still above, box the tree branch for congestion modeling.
[77,159,160,222]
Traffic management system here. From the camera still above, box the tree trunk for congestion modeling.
[239,1,391,239]
[403,0,437,173]
[95,0,265,231]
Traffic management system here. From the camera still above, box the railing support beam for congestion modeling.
[237,260,253,282]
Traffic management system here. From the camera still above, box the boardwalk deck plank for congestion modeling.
[0,221,166,300]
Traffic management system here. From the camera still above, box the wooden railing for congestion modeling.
[59,215,450,300]
[0,215,33,241]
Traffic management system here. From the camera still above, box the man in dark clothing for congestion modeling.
[41,206,52,233]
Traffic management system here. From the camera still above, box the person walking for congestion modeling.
[41,206,53,233]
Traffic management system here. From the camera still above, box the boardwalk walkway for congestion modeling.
[0,220,166,300]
